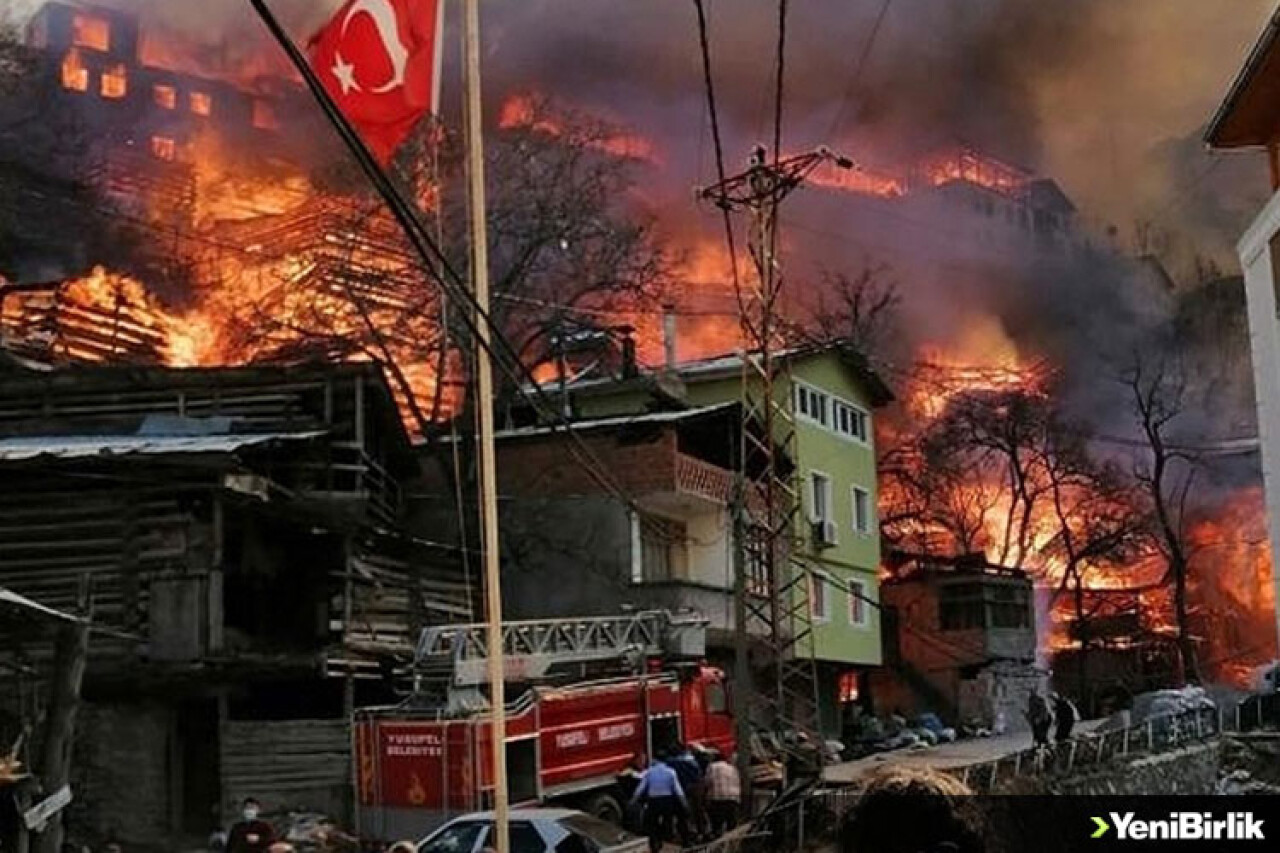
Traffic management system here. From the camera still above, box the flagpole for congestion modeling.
[461,2,511,853]
[245,1,508,846]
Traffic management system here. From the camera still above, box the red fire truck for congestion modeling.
[353,612,736,840]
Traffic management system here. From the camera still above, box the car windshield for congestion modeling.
[560,815,637,847]
[421,821,486,853]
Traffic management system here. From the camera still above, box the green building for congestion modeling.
[552,342,893,736]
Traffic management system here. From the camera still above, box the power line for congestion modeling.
[693,0,744,309]
[827,0,893,140]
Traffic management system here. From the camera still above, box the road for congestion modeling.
[823,720,1106,784]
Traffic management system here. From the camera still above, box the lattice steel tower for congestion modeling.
[700,145,854,758]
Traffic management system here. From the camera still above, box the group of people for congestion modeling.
[622,745,741,853]
[1026,689,1078,748]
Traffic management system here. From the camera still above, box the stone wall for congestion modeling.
[1015,740,1223,795]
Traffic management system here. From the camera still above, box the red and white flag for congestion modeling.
[308,0,444,164]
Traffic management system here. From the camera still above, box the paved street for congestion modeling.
[823,721,1107,784]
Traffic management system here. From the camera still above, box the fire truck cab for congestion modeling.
[354,612,735,841]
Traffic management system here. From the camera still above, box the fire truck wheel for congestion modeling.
[584,792,624,825]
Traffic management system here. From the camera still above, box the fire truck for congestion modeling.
[353,611,736,841]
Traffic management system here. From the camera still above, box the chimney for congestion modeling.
[662,304,677,370]
[619,327,638,379]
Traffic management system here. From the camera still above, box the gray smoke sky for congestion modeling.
[5,0,1273,230]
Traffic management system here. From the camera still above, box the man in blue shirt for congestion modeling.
[630,751,687,853]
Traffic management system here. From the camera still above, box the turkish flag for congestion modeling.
[308,0,443,164]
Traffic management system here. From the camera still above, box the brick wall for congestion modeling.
[496,429,678,498]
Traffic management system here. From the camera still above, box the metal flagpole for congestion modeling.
[461,1,511,851]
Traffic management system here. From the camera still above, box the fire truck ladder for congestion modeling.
[415,610,707,693]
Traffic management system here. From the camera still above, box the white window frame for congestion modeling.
[809,470,833,525]
[795,381,870,446]
[832,398,870,445]
[852,485,872,536]
[794,382,830,428]
[809,572,831,623]
[848,579,869,628]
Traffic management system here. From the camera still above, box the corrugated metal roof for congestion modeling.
[0,431,325,461]
[0,587,81,623]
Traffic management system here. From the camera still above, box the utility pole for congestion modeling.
[463,1,509,850]
[702,145,853,787]
[35,578,91,853]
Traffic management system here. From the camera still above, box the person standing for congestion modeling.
[1052,693,1078,743]
[704,752,742,838]
[629,752,687,853]
[668,744,705,844]
[226,798,275,853]
[1026,690,1053,748]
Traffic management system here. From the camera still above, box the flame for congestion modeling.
[101,63,128,99]
[61,49,88,92]
[499,94,660,164]
[808,146,1033,201]
[810,162,905,198]
[71,12,110,53]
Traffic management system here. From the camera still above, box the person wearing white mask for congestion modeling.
[227,798,275,853]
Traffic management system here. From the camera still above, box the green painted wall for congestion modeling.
[576,353,884,667]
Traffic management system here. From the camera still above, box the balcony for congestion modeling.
[675,452,733,505]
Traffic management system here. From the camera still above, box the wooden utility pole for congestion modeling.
[463,1,510,851]
[35,580,91,853]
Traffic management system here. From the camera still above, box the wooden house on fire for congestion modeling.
[0,360,471,848]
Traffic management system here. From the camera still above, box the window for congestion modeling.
[838,670,860,703]
[1269,231,1280,318]
[809,471,832,523]
[639,515,685,582]
[100,63,127,99]
[794,383,829,427]
[71,12,110,52]
[153,84,177,110]
[989,584,1032,629]
[938,582,1031,631]
[848,579,868,627]
[852,486,871,535]
[832,399,869,443]
[420,821,486,853]
[705,681,728,714]
[809,573,829,622]
[507,823,545,853]
[61,49,88,92]
[190,91,212,116]
[939,583,986,631]
[252,99,279,130]
[150,135,176,162]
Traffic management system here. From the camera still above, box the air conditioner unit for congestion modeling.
[811,519,838,548]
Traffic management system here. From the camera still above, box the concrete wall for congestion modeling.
[500,497,636,620]
[1237,190,1280,658]
[681,353,884,666]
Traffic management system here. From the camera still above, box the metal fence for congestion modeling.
[741,692,1280,848]
[954,691,1280,793]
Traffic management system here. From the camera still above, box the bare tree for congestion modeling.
[807,263,902,365]
[213,96,674,436]
[1122,345,1200,685]
[1038,416,1148,696]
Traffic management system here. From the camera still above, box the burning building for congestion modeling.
[16,1,315,220]
[0,360,471,846]
[870,552,1042,732]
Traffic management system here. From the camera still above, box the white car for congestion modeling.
[417,809,647,853]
